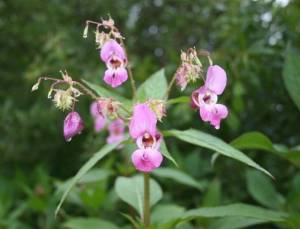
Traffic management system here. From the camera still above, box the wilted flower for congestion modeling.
[100,39,128,88]
[175,49,202,91]
[146,99,166,121]
[63,111,84,141]
[107,119,125,144]
[53,89,74,111]
[191,65,228,129]
[95,31,110,48]
[129,103,157,139]
[102,17,115,28]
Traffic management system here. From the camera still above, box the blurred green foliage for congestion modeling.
[0,0,300,228]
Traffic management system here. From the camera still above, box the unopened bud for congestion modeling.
[31,81,40,92]
[64,111,84,142]
[83,24,89,38]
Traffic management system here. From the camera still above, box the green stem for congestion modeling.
[143,173,150,227]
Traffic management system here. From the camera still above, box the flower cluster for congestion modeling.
[129,104,163,172]
[32,17,229,174]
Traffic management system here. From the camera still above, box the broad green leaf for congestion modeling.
[283,48,300,111]
[152,168,205,191]
[82,79,132,108]
[209,216,268,229]
[114,175,162,217]
[230,132,274,152]
[202,179,221,207]
[136,69,167,100]
[181,203,287,222]
[152,204,185,224]
[55,142,123,216]
[232,132,300,168]
[246,170,285,209]
[167,96,190,105]
[160,140,178,167]
[63,217,118,229]
[165,129,273,178]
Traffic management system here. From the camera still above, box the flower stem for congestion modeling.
[143,173,150,227]
[164,73,177,100]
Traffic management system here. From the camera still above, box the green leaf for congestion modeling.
[167,96,190,105]
[114,175,163,217]
[283,48,300,111]
[152,204,185,224]
[152,168,205,191]
[202,179,221,207]
[160,140,178,167]
[136,69,167,100]
[181,203,287,222]
[165,129,273,178]
[82,79,132,108]
[55,142,122,216]
[63,217,118,229]
[209,216,268,229]
[246,170,285,209]
[230,132,274,152]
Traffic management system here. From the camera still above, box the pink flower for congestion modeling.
[90,101,106,132]
[129,104,157,139]
[63,111,84,141]
[94,115,106,132]
[100,39,128,88]
[106,119,125,144]
[131,132,163,172]
[192,65,229,129]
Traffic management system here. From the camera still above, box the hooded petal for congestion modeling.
[94,115,106,132]
[100,39,126,62]
[63,111,84,141]
[209,104,229,129]
[205,65,227,95]
[129,104,157,139]
[131,148,163,172]
[103,68,128,88]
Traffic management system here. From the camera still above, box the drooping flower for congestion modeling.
[63,111,84,141]
[106,119,125,144]
[100,39,128,88]
[191,65,228,129]
[129,103,157,139]
[131,132,163,172]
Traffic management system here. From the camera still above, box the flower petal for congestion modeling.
[94,115,106,132]
[205,65,227,95]
[100,39,126,62]
[199,105,213,122]
[131,148,163,172]
[209,104,228,129]
[129,104,157,139]
[103,68,128,88]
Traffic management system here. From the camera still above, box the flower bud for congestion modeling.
[63,111,84,141]
[83,24,89,38]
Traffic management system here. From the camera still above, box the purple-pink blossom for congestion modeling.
[63,111,84,141]
[192,65,229,129]
[106,119,125,144]
[129,103,163,172]
[100,39,128,88]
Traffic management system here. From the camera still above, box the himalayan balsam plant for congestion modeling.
[32,17,274,228]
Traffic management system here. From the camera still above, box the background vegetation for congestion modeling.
[1,0,300,228]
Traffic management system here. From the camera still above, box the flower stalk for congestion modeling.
[143,173,150,227]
